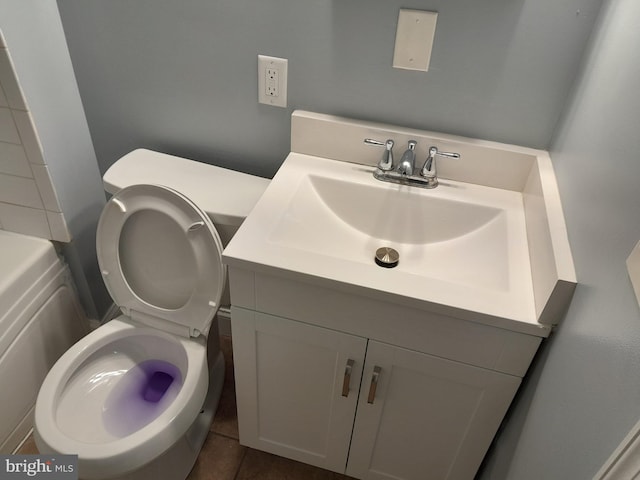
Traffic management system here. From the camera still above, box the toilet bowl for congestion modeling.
[34,178,238,479]
[35,318,219,479]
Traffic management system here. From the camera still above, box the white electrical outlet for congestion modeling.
[258,55,288,108]
[266,67,279,97]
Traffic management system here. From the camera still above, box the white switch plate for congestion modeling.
[258,55,288,108]
[393,9,438,72]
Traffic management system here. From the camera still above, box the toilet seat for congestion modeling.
[97,184,225,337]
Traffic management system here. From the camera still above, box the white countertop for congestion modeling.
[223,153,548,336]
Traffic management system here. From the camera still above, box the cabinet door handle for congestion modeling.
[367,366,382,404]
[342,359,355,397]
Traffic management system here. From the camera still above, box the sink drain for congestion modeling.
[375,247,399,268]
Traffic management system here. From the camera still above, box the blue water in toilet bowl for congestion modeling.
[102,359,183,438]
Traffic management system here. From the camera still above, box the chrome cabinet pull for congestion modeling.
[342,359,355,397]
[367,366,382,404]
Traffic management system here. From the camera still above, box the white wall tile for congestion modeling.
[0,172,43,209]
[0,28,77,244]
[46,210,71,242]
[0,107,19,144]
[11,110,43,164]
[31,164,62,211]
[0,141,31,177]
[0,48,27,110]
[0,202,50,239]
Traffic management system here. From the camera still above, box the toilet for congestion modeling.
[34,150,270,480]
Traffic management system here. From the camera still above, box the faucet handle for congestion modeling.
[420,146,460,186]
[364,138,394,172]
[434,149,460,160]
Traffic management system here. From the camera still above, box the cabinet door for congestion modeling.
[346,341,521,480]
[231,307,367,473]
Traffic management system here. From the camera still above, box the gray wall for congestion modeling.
[56,0,602,178]
[479,0,640,477]
[0,1,110,319]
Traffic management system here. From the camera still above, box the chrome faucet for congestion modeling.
[364,138,460,189]
[397,140,417,176]
[421,146,461,188]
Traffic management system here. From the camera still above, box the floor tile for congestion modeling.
[16,435,38,454]
[187,433,246,480]
[235,448,354,480]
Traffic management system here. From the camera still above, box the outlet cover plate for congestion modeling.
[393,9,438,72]
[258,55,288,108]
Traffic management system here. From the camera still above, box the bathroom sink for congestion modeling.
[225,153,535,323]
[273,173,503,245]
[224,111,576,340]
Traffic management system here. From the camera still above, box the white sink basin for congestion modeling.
[268,168,522,292]
[226,153,535,322]
[276,173,503,245]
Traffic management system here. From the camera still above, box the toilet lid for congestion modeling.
[96,184,225,337]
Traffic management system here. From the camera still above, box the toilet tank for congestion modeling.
[102,149,270,246]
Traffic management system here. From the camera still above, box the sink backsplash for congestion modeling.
[292,110,536,192]
[290,110,576,327]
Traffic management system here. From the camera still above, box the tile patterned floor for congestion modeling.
[18,335,354,480]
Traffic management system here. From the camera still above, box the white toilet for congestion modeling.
[34,150,269,480]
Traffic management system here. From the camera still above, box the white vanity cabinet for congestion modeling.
[231,296,526,480]
[223,111,576,480]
